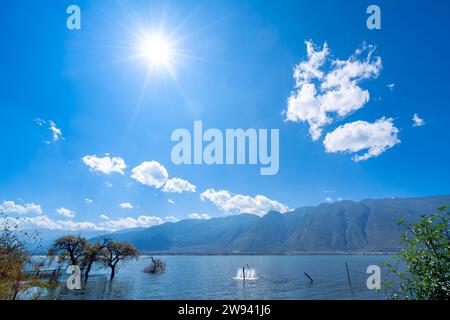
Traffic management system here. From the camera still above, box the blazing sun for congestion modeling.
[137,34,175,70]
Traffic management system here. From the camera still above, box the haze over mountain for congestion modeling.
[91,194,450,254]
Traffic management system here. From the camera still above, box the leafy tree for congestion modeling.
[99,239,138,280]
[384,205,450,299]
[81,240,106,280]
[48,235,88,266]
[0,212,58,300]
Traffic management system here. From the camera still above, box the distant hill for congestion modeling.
[92,194,450,254]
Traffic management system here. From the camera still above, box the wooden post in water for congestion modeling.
[242,266,246,286]
[345,261,352,290]
[304,272,314,283]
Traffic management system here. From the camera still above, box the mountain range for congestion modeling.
[90,194,450,254]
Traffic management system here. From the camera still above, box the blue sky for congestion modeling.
[1,0,449,231]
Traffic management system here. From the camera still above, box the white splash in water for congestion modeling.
[234,268,257,280]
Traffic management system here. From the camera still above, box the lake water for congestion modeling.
[44,255,391,300]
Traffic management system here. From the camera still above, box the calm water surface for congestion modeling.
[45,255,391,300]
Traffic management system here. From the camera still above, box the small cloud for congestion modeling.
[337,197,343,201]
[412,113,425,127]
[35,119,64,143]
[82,155,127,175]
[34,118,46,127]
[163,178,197,193]
[130,161,168,188]
[48,121,63,142]
[323,117,400,162]
[119,202,134,209]
[188,213,211,220]
[105,182,113,188]
[387,83,395,91]
[84,198,93,204]
[165,216,178,222]
[325,197,333,203]
[56,207,75,218]
[200,188,290,216]
[100,214,110,220]
[167,199,175,204]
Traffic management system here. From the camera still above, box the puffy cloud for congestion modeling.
[0,201,42,215]
[167,199,175,204]
[82,155,126,175]
[99,215,164,231]
[3,213,164,232]
[130,161,168,188]
[84,198,93,204]
[325,197,333,203]
[323,117,400,162]
[119,202,134,209]
[200,188,290,216]
[285,41,382,140]
[387,83,395,91]
[5,215,100,231]
[188,213,211,220]
[412,113,425,127]
[56,207,75,218]
[162,178,197,193]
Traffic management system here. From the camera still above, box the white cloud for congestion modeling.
[5,215,100,231]
[0,201,42,215]
[34,118,46,127]
[164,216,178,222]
[56,207,75,218]
[167,199,175,204]
[130,161,168,188]
[200,188,290,216]
[162,178,197,193]
[323,117,400,162]
[188,213,211,220]
[119,202,134,209]
[48,121,63,142]
[285,41,382,140]
[3,213,163,232]
[387,83,395,91]
[412,113,425,127]
[56,220,98,231]
[35,119,64,143]
[99,215,164,231]
[325,197,333,203]
[84,198,93,204]
[105,182,113,188]
[82,155,126,175]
